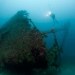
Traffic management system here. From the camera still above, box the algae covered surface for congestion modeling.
[0,10,48,69]
[0,10,71,75]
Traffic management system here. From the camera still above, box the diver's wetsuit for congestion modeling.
[50,13,58,25]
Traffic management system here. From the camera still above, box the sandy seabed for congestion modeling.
[58,56,75,75]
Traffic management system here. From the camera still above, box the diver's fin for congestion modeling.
[55,19,59,24]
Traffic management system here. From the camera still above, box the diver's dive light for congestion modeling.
[46,11,52,17]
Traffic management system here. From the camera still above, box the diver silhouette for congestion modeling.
[50,13,58,25]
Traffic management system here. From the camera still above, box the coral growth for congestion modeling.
[0,10,47,69]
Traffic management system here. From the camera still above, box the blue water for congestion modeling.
[0,0,75,75]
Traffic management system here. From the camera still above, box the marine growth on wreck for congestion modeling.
[0,10,70,74]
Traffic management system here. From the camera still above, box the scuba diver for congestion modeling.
[50,13,58,25]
